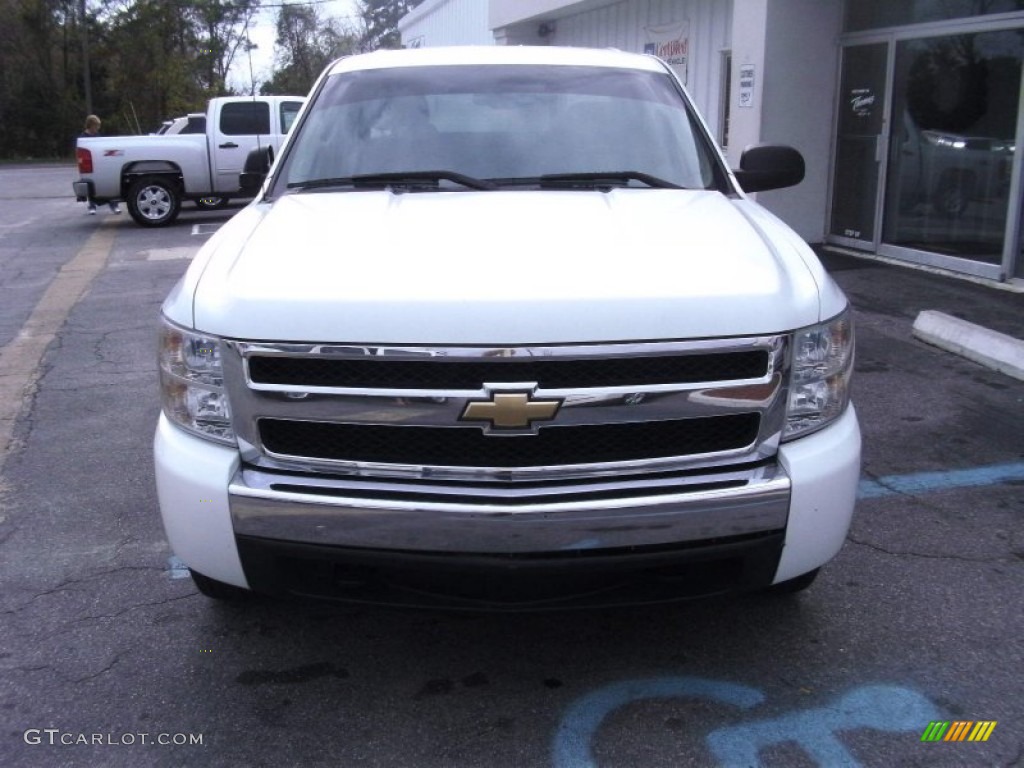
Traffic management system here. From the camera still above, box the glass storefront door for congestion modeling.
[830,43,889,245]
[882,30,1023,272]
[830,16,1024,281]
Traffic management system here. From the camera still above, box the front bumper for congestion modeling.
[72,180,93,202]
[228,463,791,553]
[154,406,860,607]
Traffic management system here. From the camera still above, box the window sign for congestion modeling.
[739,64,755,108]
[849,87,875,119]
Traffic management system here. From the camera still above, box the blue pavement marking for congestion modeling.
[858,461,1024,499]
[166,556,191,580]
[706,685,940,768]
[560,538,603,551]
[552,676,764,768]
[554,679,941,768]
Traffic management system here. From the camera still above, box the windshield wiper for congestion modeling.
[491,173,684,191]
[288,170,496,192]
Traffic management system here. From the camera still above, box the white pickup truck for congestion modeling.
[73,95,305,227]
[156,46,860,609]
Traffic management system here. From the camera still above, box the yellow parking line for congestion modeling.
[0,221,117,475]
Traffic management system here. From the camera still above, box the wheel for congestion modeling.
[933,173,971,218]
[126,175,181,227]
[195,196,229,211]
[766,568,819,595]
[190,569,251,600]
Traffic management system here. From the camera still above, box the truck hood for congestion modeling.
[189,189,826,344]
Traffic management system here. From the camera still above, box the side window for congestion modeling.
[182,116,206,134]
[220,102,270,136]
[281,101,303,134]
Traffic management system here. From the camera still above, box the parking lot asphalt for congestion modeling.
[820,249,1024,341]
[1,165,1022,768]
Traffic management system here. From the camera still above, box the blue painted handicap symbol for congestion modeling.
[553,677,941,768]
[706,684,941,767]
[553,676,764,768]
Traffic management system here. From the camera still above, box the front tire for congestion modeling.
[190,569,251,601]
[766,568,820,595]
[127,176,181,227]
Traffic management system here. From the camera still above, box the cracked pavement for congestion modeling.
[0,166,1021,767]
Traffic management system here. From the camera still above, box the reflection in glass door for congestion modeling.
[883,31,1023,268]
[830,43,889,244]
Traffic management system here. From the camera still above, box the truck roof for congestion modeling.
[326,45,666,76]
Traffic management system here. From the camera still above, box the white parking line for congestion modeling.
[191,223,221,236]
[144,247,198,261]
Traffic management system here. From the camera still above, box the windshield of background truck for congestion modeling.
[280,65,722,190]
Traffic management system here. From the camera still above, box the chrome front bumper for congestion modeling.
[229,462,790,554]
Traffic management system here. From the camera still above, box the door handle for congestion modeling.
[219,142,239,149]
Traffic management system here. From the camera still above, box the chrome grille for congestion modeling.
[224,338,789,481]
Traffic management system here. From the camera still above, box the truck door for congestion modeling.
[212,101,277,194]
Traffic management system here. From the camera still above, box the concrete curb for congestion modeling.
[912,310,1024,382]
[824,246,1024,293]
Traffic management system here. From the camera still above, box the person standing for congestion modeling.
[79,115,121,215]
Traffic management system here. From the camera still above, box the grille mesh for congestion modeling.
[259,413,761,467]
[248,351,769,390]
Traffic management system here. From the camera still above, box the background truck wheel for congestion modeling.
[127,176,181,227]
[195,196,228,210]
[190,569,251,600]
[933,172,972,218]
[766,567,820,595]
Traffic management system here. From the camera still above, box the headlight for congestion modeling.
[158,318,235,444]
[784,309,854,440]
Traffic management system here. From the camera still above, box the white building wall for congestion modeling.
[491,0,620,30]
[726,0,768,167]
[399,0,496,48]
[755,0,841,242]
[536,0,733,125]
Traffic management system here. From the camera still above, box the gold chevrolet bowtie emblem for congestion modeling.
[461,392,561,431]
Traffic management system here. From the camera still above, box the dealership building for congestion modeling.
[398,0,1024,284]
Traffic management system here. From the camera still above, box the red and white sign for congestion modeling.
[644,20,689,84]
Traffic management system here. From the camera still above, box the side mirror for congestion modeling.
[733,145,805,193]
[239,146,274,195]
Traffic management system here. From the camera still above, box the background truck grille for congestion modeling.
[259,413,761,467]
[247,350,769,390]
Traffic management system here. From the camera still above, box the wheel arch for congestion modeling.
[120,161,184,198]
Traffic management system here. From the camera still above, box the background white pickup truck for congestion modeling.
[73,95,304,227]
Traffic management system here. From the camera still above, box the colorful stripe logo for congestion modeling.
[921,721,997,742]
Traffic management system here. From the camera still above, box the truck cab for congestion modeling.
[208,98,303,193]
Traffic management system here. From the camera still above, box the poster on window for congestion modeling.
[644,21,689,84]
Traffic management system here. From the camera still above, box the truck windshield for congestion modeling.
[279,65,726,193]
